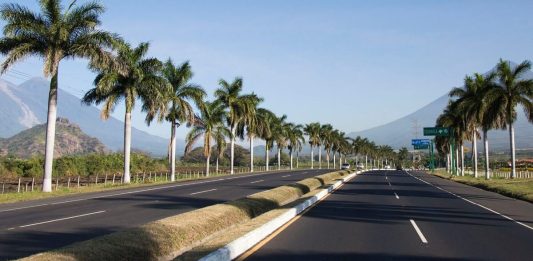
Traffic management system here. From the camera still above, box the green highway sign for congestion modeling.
[423,127,451,136]
[413,144,429,150]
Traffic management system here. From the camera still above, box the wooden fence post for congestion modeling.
[55,178,59,191]
[31,177,35,192]
[112,173,116,185]
[17,178,21,193]
[77,175,80,188]
[104,174,108,186]
[95,174,99,185]
[67,177,71,189]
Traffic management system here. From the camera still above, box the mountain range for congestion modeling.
[0,77,182,156]
[348,68,533,151]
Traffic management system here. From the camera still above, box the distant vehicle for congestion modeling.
[396,165,403,170]
[356,163,364,170]
[341,163,350,170]
[384,165,391,169]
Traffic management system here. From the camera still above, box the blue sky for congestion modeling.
[2,0,533,140]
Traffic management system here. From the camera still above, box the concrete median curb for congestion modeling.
[199,170,362,261]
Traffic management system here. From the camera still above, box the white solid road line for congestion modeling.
[189,188,217,195]
[406,171,533,231]
[410,219,428,243]
[282,175,291,178]
[250,180,264,184]
[17,210,106,229]
[0,169,318,213]
[394,192,399,199]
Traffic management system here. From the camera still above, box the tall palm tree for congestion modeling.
[319,124,333,169]
[185,101,226,176]
[258,110,276,171]
[213,124,230,174]
[304,122,321,169]
[492,59,533,178]
[274,115,289,170]
[215,78,259,174]
[162,59,205,181]
[0,0,119,192]
[238,103,267,173]
[287,123,304,170]
[450,73,498,177]
[436,102,464,175]
[83,42,168,183]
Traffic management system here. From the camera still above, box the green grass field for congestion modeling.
[432,170,533,203]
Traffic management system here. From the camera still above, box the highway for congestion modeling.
[245,170,533,261]
[0,168,331,260]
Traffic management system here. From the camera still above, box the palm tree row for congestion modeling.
[437,59,533,179]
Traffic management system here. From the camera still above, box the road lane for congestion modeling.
[245,170,533,261]
[0,168,331,259]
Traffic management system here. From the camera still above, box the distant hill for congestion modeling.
[348,64,533,151]
[0,77,183,156]
[0,118,108,158]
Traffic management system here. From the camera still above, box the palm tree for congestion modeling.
[287,123,304,170]
[492,59,533,178]
[185,101,226,176]
[436,102,465,175]
[83,42,168,183]
[273,115,289,170]
[238,102,267,173]
[304,122,321,169]
[259,110,277,171]
[0,0,119,192]
[213,124,230,174]
[215,78,260,174]
[162,59,205,181]
[450,73,497,177]
[319,124,333,169]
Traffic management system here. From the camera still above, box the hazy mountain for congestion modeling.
[0,77,183,156]
[348,85,533,151]
[0,118,108,158]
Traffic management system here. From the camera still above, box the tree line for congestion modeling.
[435,59,533,179]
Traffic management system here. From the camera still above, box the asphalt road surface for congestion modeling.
[0,168,332,260]
[245,170,533,261]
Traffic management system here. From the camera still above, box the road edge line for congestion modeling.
[199,170,362,261]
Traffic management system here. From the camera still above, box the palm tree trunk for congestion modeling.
[455,147,459,176]
[123,110,132,183]
[310,145,314,169]
[333,153,336,169]
[365,155,368,169]
[326,151,330,169]
[216,157,219,174]
[42,71,59,192]
[483,130,490,180]
[460,144,464,176]
[318,145,322,169]
[446,153,450,173]
[509,123,516,178]
[277,148,281,170]
[265,145,269,171]
[249,137,254,172]
[170,122,176,181]
[206,155,210,177]
[290,150,293,170]
[296,151,299,168]
[473,130,478,178]
[230,125,236,174]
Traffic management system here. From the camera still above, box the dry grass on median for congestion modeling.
[21,170,351,261]
[432,170,533,203]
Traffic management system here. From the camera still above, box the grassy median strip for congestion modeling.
[21,170,351,261]
[432,170,533,203]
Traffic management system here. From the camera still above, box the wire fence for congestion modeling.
[0,165,299,194]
